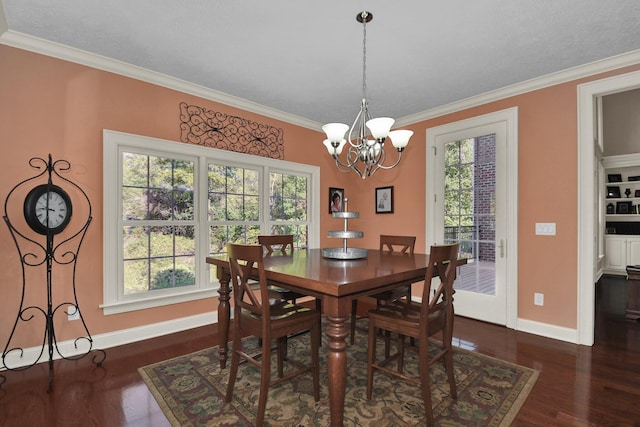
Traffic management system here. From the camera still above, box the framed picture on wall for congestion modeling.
[375,186,394,214]
[329,188,344,213]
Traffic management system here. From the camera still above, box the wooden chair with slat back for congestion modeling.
[366,243,460,426]
[225,243,320,426]
[258,235,322,347]
[258,235,322,308]
[350,235,417,346]
[257,235,300,303]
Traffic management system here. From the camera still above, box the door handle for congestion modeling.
[498,239,505,258]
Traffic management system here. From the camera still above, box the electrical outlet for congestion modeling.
[534,293,544,306]
[68,305,80,321]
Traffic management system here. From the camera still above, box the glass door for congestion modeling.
[444,137,496,298]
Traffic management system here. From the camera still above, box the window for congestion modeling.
[103,130,319,314]
[122,152,197,296]
[268,171,309,248]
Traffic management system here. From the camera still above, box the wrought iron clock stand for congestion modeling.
[1,155,105,390]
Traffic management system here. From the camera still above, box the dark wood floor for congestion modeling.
[1,275,639,426]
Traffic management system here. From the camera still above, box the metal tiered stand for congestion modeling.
[322,199,368,259]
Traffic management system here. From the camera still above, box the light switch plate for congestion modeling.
[535,223,556,235]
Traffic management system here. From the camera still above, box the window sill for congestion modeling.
[101,287,218,315]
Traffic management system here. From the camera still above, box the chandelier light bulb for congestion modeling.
[387,130,413,149]
[323,138,347,155]
[365,117,395,140]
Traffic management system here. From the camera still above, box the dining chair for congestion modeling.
[258,234,322,324]
[350,235,416,346]
[366,243,460,426]
[257,235,302,304]
[225,243,320,426]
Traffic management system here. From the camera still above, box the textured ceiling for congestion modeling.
[2,0,640,127]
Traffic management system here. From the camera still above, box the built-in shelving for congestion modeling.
[604,154,640,219]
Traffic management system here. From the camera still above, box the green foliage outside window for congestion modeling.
[122,153,196,294]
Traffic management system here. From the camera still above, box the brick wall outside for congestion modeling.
[474,134,496,262]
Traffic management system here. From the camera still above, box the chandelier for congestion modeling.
[322,11,413,179]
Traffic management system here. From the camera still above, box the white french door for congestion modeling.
[426,108,518,327]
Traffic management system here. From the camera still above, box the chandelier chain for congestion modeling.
[362,16,367,101]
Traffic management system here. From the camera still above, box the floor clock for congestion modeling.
[2,154,105,390]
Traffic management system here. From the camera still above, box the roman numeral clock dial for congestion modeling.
[24,184,73,235]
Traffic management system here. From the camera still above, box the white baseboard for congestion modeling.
[516,318,578,344]
[2,311,218,370]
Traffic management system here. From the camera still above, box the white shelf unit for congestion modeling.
[604,153,640,219]
[603,153,640,274]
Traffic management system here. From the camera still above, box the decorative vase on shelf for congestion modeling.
[625,188,632,198]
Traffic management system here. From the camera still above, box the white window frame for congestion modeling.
[103,130,320,315]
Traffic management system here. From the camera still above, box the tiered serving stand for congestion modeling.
[322,199,368,259]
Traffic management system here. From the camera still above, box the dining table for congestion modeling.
[206,248,466,427]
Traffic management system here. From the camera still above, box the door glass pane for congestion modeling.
[443,136,496,295]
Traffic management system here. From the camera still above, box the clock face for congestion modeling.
[24,184,73,235]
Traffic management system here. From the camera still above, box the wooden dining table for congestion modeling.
[206,248,465,427]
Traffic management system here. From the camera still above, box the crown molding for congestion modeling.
[2,29,639,131]
[395,49,640,127]
[0,30,322,131]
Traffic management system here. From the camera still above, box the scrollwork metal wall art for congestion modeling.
[179,101,284,159]
[2,154,105,390]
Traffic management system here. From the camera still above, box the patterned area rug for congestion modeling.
[139,318,538,426]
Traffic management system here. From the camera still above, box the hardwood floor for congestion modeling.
[1,275,639,426]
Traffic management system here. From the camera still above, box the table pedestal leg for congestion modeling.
[217,269,231,369]
[326,315,349,427]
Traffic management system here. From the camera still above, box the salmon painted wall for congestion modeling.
[2,43,640,349]
[0,45,340,349]
[349,64,640,330]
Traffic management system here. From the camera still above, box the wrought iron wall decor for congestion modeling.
[179,102,284,159]
[2,154,105,390]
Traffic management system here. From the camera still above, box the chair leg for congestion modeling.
[277,337,285,378]
[225,325,241,403]
[384,330,392,359]
[315,298,323,348]
[442,326,458,399]
[397,334,405,374]
[256,334,272,427]
[444,348,457,399]
[366,319,377,400]
[310,317,320,401]
[350,299,358,344]
[418,339,434,426]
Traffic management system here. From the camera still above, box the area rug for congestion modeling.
[139,318,538,426]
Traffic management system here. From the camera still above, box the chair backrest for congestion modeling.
[379,235,416,254]
[258,234,294,255]
[420,243,460,327]
[227,243,270,318]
